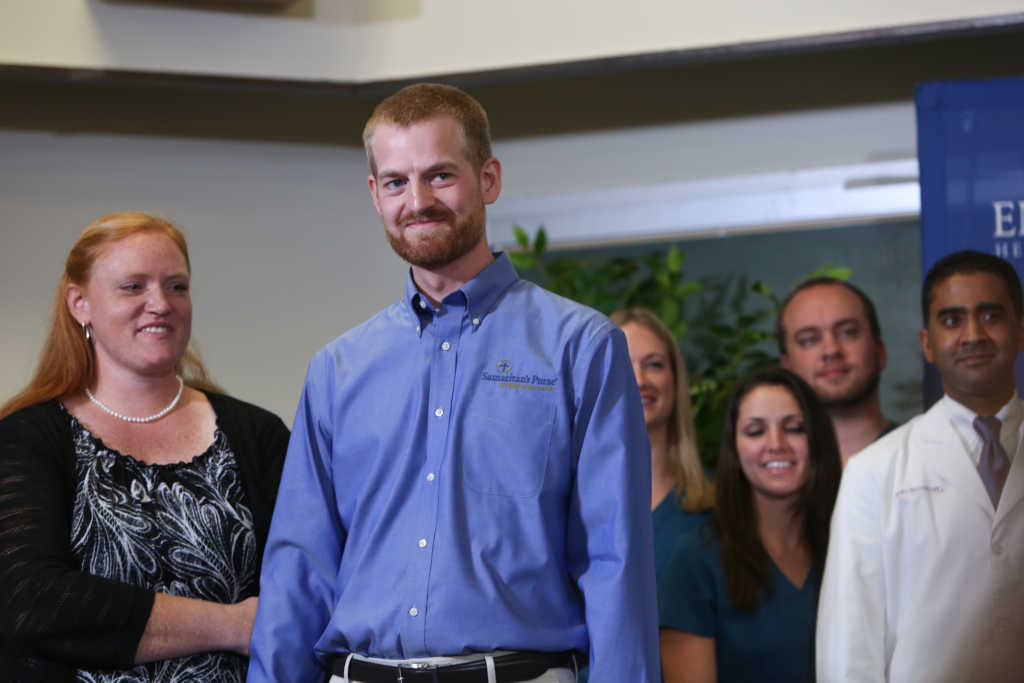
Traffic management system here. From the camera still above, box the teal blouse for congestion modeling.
[651,492,711,582]
[658,523,820,683]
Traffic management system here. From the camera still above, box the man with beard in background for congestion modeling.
[778,278,895,466]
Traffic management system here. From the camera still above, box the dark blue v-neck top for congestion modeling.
[658,522,820,683]
[651,492,711,584]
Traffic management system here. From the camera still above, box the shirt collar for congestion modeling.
[942,393,1023,465]
[402,252,519,326]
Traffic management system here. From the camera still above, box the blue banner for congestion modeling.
[917,77,1024,402]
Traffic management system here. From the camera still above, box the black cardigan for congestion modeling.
[0,392,290,682]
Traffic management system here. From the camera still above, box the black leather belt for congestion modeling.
[330,651,576,683]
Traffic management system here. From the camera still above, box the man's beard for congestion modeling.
[385,204,486,270]
[819,366,882,411]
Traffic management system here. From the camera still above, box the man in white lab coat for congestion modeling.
[817,250,1024,683]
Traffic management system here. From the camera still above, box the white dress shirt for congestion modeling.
[943,393,1021,468]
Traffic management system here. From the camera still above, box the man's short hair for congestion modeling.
[776,277,882,354]
[921,249,1024,323]
[362,83,493,177]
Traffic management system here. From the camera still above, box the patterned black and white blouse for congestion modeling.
[67,410,257,683]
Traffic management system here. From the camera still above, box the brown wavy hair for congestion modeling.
[610,308,714,511]
[1,212,220,419]
[714,366,840,611]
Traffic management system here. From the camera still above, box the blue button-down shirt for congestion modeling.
[248,253,659,682]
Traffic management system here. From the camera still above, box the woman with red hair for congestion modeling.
[0,212,289,682]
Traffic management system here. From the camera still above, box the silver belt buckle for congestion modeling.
[396,661,437,682]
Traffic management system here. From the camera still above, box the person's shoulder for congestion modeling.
[0,399,65,438]
[512,280,615,325]
[658,495,712,532]
[840,408,941,506]
[314,300,410,358]
[505,280,620,347]
[847,412,924,471]
[203,391,285,428]
[0,400,71,468]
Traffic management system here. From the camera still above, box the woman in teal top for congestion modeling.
[612,309,714,581]
[659,367,841,683]
[561,311,715,682]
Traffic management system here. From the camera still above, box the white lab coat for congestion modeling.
[816,398,1024,683]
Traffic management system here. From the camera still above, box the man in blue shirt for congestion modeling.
[248,84,660,683]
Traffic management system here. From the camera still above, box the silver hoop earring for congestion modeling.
[83,323,92,343]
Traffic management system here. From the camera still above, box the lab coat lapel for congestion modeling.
[916,402,995,518]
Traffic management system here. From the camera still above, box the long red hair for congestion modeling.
[1,212,220,419]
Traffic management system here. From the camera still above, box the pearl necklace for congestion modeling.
[86,376,184,423]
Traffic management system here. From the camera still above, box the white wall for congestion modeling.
[0,101,916,421]
[492,102,918,247]
[0,0,1019,81]
[497,102,915,198]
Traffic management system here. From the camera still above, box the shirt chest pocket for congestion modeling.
[457,394,557,498]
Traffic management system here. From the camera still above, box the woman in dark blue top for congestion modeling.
[554,310,717,683]
[612,309,714,581]
[659,367,841,683]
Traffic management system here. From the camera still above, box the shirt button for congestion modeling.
[472,317,480,326]
[993,542,1004,555]
[416,325,421,333]
[418,299,427,310]
[434,408,444,418]
[409,607,419,617]
[418,538,427,548]
[426,472,436,482]
[441,341,451,351]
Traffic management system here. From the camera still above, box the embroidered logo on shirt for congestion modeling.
[481,361,558,392]
[895,485,945,497]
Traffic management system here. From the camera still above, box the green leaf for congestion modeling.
[741,330,766,344]
[654,269,671,290]
[751,280,773,296]
[820,265,853,280]
[804,262,852,281]
[514,225,530,249]
[534,228,548,256]
[667,245,684,272]
[736,314,757,328]
[659,299,678,326]
[675,281,702,299]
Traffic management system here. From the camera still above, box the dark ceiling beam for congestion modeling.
[2,12,1023,97]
